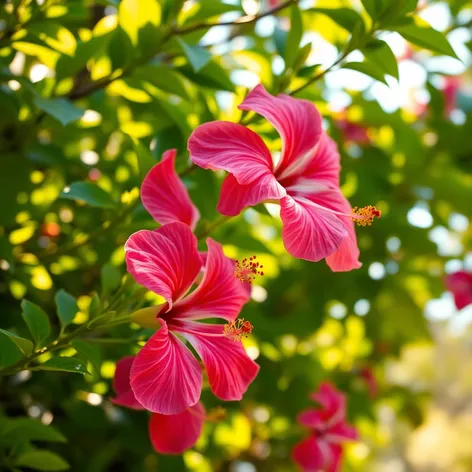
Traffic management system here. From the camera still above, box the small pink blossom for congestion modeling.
[112,356,205,454]
[445,270,472,310]
[442,76,461,116]
[188,85,379,271]
[292,383,357,472]
[125,222,259,415]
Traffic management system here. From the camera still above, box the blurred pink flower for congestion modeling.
[188,85,380,271]
[125,222,259,415]
[336,116,370,146]
[141,148,200,229]
[292,383,357,472]
[359,366,378,399]
[112,356,205,454]
[445,270,472,310]
[442,76,461,116]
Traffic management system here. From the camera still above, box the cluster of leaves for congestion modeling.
[0,0,471,470]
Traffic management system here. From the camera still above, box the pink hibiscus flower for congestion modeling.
[292,383,357,472]
[112,355,205,454]
[188,84,380,271]
[445,270,472,310]
[141,148,200,229]
[124,222,259,415]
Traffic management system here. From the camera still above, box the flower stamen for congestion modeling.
[235,256,264,284]
[351,205,381,227]
[223,318,253,341]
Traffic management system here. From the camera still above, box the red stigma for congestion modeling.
[223,318,254,342]
[235,255,264,284]
[351,205,381,227]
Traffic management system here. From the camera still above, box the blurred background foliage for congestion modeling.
[0,0,471,470]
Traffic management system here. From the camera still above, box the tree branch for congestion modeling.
[171,0,297,37]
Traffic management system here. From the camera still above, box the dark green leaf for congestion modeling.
[130,138,156,178]
[0,330,24,368]
[15,450,69,471]
[34,97,84,126]
[274,26,288,58]
[61,182,116,209]
[39,357,90,375]
[392,23,458,59]
[89,293,101,319]
[284,5,303,69]
[0,329,33,355]
[177,38,211,72]
[133,64,189,99]
[363,39,399,79]
[4,419,66,443]
[21,300,50,347]
[308,8,364,32]
[71,340,101,376]
[342,61,388,85]
[360,0,387,19]
[55,289,78,329]
[101,263,122,293]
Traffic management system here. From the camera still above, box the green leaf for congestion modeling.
[15,450,69,471]
[130,138,156,178]
[21,300,50,348]
[284,5,303,69]
[177,38,211,72]
[188,0,241,22]
[33,97,84,126]
[3,419,66,443]
[392,23,458,59]
[89,293,101,319]
[342,61,388,85]
[360,0,387,19]
[273,26,288,58]
[61,182,116,209]
[178,60,235,92]
[55,289,78,329]
[39,357,90,375]
[133,64,189,99]
[308,8,364,32]
[71,340,101,376]
[119,0,162,46]
[0,329,34,355]
[363,39,399,79]
[101,263,122,293]
[0,330,24,368]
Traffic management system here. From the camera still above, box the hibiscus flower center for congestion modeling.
[351,205,381,226]
[234,256,264,284]
[223,318,254,341]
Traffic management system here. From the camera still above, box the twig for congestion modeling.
[171,0,297,36]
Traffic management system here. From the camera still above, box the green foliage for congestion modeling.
[0,0,470,471]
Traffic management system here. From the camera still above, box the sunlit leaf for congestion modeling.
[61,182,116,209]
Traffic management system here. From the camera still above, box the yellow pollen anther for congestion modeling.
[351,205,381,227]
[235,256,264,284]
[223,318,253,342]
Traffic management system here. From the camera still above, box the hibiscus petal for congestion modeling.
[292,436,338,472]
[311,382,346,426]
[149,402,205,454]
[308,190,361,272]
[217,173,286,216]
[172,238,250,322]
[445,271,472,310]
[178,322,259,401]
[238,84,322,181]
[325,422,358,443]
[130,319,202,415]
[111,356,144,410]
[297,409,325,430]
[188,121,274,185]
[141,149,200,229]
[280,195,347,262]
[125,222,201,308]
[300,132,341,189]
